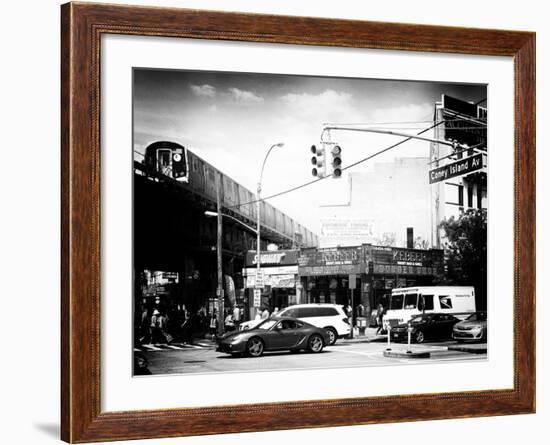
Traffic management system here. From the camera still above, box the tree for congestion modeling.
[375,232,397,247]
[439,209,487,310]
[414,237,430,250]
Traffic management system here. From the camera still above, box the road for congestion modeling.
[135,339,487,376]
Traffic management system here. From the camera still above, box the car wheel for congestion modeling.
[308,334,324,353]
[415,330,425,344]
[246,337,264,357]
[324,327,337,346]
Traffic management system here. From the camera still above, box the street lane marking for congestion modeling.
[164,345,185,350]
[328,348,383,357]
[141,344,163,351]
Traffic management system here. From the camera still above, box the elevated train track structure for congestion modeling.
[133,145,318,278]
[134,151,318,249]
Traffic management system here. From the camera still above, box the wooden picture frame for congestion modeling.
[61,2,535,442]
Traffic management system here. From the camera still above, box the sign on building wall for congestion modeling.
[298,246,365,276]
[245,250,299,267]
[366,245,444,277]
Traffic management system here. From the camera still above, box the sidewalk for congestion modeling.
[339,327,386,344]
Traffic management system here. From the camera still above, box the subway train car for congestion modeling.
[141,141,318,247]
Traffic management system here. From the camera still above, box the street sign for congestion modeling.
[349,274,357,289]
[429,153,484,184]
[254,270,264,288]
[253,289,261,307]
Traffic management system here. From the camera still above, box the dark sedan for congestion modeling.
[216,317,330,357]
[391,313,460,343]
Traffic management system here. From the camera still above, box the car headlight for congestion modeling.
[230,334,247,343]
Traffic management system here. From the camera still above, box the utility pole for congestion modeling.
[256,183,261,317]
[216,172,224,336]
[256,142,284,317]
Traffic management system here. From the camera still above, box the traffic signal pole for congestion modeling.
[322,125,485,154]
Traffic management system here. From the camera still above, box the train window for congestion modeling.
[156,149,172,175]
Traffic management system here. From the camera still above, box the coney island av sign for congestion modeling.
[429,153,484,184]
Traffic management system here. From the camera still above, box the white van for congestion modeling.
[382,286,476,328]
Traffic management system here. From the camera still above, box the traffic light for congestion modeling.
[310,144,326,177]
[331,145,342,177]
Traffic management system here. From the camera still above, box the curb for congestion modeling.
[383,350,431,358]
[448,345,487,354]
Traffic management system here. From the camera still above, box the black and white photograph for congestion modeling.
[132,68,488,376]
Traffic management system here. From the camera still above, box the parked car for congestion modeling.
[391,313,460,343]
[452,311,487,342]
[275,304,350,345]
[217,317,329,357]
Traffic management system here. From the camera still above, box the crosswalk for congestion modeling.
[134,342,212,352]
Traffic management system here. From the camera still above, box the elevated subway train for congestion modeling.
[141,141,318,248]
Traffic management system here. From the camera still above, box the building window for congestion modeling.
[477,186,483,209]
[458,185,464,206]
[467,186,473,208]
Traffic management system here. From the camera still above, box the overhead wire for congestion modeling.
[228,96,487,210]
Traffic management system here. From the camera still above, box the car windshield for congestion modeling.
[390,294,404,310]
[256,319,278,330]
[404,293,418,309]
[409,315,427,323]
[466,312,487,321]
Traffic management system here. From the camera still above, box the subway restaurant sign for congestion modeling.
[429,153,484,184]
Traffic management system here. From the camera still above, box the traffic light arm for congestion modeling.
[322,125,485,154]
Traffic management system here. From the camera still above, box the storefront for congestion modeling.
[364,245,444,314]
[297,244,444,323]
[298,246,367,311]
[243,250,301,319]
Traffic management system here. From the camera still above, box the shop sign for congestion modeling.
[373,264,437,276]
[244,266,298,276]
[245,249,299,267]
[299,246,363,266]
[368,246,443,271]
[299,264,363,277]
[246,274,297,289]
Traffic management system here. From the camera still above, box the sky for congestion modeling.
[133,69,486,234]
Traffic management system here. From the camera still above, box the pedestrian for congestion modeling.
[224,311,235,332]
[345,303,353,318]
[232,305,241,326]
[139,307,151,344]
[261,307,270,319]
[158,310,172,344]
[180,309,192,344]
[376,303,386,335]
[209,312,218,339]
[272,307,279,316]
[254,309,262,321]
[150,309,161,344]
